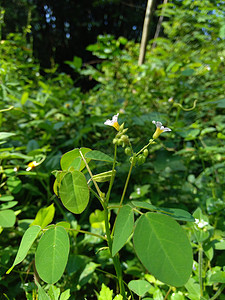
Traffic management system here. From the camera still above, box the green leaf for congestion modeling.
[209,271,225,283]
[132,201,194,222]
[56,221,71,230]
[89,209,106,231]
[59,289,71,300]
[35,226,70,284]
[214,240,225,250]
[181,68,195,76]
[0,132,16,140]
[112,205,134,256]
[53,171,67,196]
[133,212,193,287]
[185,278,200,299]
[97,283,113,300]
[0,201,18,210]
[92,170,116,182]
[21,91,29,105]
[7,225,41,274]
[60,148,91,171]
[7,176,22,194]
[128,280,151,297]
[48,285,60,300]
[59,170,89,214]
[30,204,55,228]
[85,150,114,162]
[36,281,51,300]
[0,195,14,202]
[219,24,225,39]
[79,262,100,286]
[0,209,16,227]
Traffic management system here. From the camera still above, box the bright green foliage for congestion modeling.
[133,213,193,287]
[89,209,106,232]
[30,204,55,228]
[36,281,51,300]
[1,0,225,298]
[60,148,91,172]
[85,150,114,162]
[97,283,123,300]
[7,225,41,274]
[209,271,225,284]
[35,226,70,284]
[128,280,151,297]
[59,170,89,214]
[112,205,134,256]
[0,209,16,227]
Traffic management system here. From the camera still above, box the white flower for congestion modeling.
[137,187,141,195]
[152,120,172,139]
[104,113,120,131]
[195,218,208,228]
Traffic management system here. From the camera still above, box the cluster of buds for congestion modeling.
[113,125,130,148]
[104,113,131,150]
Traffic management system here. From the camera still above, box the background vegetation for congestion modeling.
[0,0,225,299]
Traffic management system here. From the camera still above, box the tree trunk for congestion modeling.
[138,0,155,65]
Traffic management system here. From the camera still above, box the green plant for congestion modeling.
[7,114,196,299]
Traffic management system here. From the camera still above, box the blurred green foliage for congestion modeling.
[0,0,225,298]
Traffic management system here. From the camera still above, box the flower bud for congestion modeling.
[143,149,149,157]
[119,123,125,131]
[137,155,146,165]
[130,156,137,165]
[125,147,132,156]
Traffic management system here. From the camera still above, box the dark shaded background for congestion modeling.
[2,0,163,75]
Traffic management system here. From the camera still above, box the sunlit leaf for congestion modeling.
[30,204,55,228]
[0,209,16,227]
[7,225,41,274]
[35,226,70,284]
[59,170,89,214]
[60,148,91,171]
[133,212,193,287]
[112,205,134,256]
[128,280,151,297]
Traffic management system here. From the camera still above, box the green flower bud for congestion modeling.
[137,155,146,165]
[113,138,118,144]
[121,128,128,134]
[119,123,125,131]
[143,149,149,157]
[125,147,132,156]
[120,135,129,143]
[129,156,137,165]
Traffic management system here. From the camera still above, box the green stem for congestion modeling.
[79,150,103,199]
[106,144,117,205]
[136,139,154,156]
[199,243,203,297]
[210,283,225,300]
[103,203,126,298]
[119,156,135,207]
[89,187,105,209]
[69,228,106,240]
